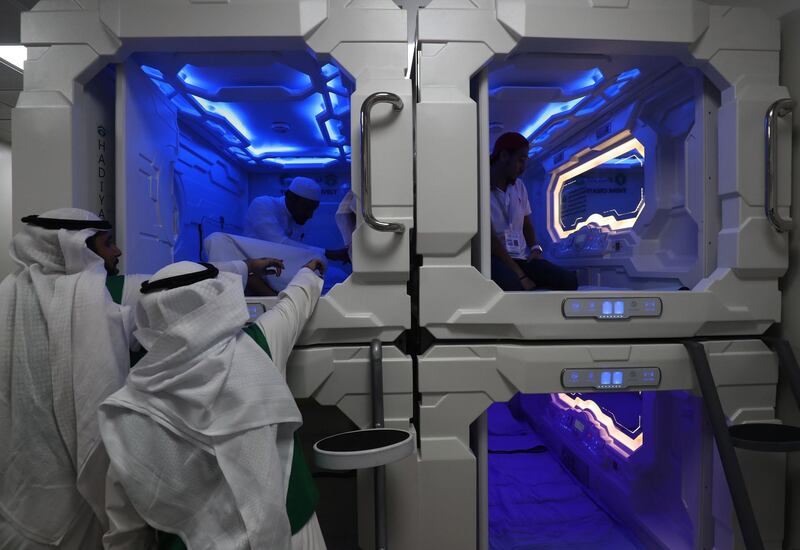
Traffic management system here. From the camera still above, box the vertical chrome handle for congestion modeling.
[360,92,405,233]
[765,98,794,233]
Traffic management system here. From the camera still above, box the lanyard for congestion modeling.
[492,183,517,229]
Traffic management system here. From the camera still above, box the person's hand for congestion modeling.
[304,259,326,277]
[520,275,536,291]
[325,247,351,263]
[529,249,543,260]
[246,258,284,277]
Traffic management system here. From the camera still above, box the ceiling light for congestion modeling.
[0,45,26,71]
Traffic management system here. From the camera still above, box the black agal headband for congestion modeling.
[140,263,219,294]
[22,215,112,231]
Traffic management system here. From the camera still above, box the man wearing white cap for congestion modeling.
[246,176,350,263]
[98,259,328,549]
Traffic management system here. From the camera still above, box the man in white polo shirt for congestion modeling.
[490,132,578,291]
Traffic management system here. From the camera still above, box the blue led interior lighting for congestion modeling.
[489,67,605,97]
[604,80,631,98]
[603,152,644,167]
[204,119,244,145]
[329,92,347,115]
[563,67,604,94]
[191,92,329,151]
[141,65,165,79]
[531,119,570,145]
[152,79,177,98]
[245,144,302,157]
[521,96,586,139]
[265,157,338,168]
[326,75,348,94]
[575,96,606,117]
[179,63,313,97]
[324,118,345,144]
[140,55,352,170]
[498,66,642,150]
[321,63,339,79]
[170,94,201,117]
[616,67,641,81]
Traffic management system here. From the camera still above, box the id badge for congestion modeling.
[504,230,525,256]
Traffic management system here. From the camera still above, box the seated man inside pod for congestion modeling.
[246,176,350,263]
[99,259,328,550]
[202,176,350,295]
[490,132,579,291]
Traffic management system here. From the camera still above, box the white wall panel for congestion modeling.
[173,127,248,262]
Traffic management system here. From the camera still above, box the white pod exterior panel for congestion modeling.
[415,0,793,340]
[287,344,417,550]
[12,0,414,345]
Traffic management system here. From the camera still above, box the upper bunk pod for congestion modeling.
[497,54,707,292]
[12,0,414,346]
[415,0,793,341]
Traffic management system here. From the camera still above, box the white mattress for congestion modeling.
[488,403,644,550]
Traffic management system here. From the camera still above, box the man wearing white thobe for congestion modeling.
[98,260,328,550]
[0,209,276,549]
[0,209,131,549]
[246,176,350,263]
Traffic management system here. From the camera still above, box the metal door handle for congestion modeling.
[360,92,405,233]
[764,98,794,232]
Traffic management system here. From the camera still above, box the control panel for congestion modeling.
[553,226,608,258]
[247,302,266,321]
[562,297,661,319]
[561,367,661,390]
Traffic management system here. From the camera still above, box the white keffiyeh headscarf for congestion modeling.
[0,208,129,546]
[99,261,301,549]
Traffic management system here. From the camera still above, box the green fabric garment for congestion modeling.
[156,531,185,550]
[243,323,319,535]
[285,431,319,535]
[105,275,125,305]
[242,323,272,360]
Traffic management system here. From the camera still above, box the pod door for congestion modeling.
[414,340,785,550]
[415,2,793,341]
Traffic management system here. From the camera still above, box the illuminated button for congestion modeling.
[600,371,611,385]
[614,301,625,315]
[612,371,623,385]
[602,301,613,315]
[570,371,580,382]
[570,301,582,312]
[587,301,597,311]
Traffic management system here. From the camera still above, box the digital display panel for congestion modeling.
[559,148,644,233]
[550,137,646,239]
[554,391,645,457]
